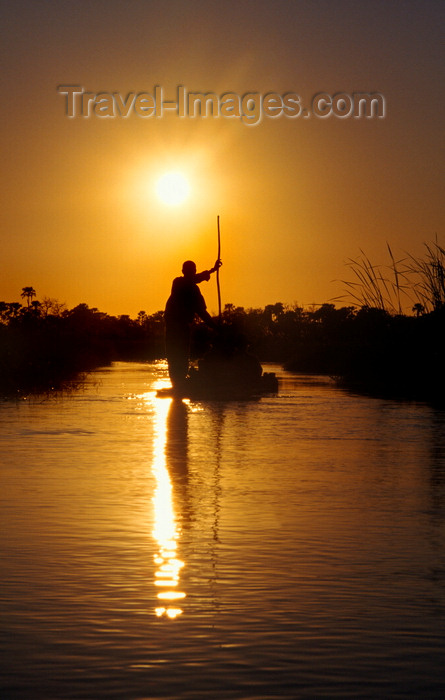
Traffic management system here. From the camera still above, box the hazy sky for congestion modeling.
[1,0,444,316]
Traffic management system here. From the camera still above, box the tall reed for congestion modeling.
[405,239,445,312]
[338,239,444,314]
[337,246,409,314]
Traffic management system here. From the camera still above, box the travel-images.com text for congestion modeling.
[57,85,385,125]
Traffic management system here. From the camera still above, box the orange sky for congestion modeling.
[1,1,444,316]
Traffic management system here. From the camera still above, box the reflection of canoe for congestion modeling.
[157,369,278,400]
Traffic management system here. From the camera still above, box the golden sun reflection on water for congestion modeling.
[150,391,186,620]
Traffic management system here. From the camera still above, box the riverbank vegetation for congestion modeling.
[1,240,444,400]
[0,298,164,396]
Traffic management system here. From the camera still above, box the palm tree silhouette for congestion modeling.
[412,302,425,317]
[21,286,36,308]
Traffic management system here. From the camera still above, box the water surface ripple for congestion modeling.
[1,362,445,698]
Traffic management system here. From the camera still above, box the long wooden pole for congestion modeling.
[217,215,222,320]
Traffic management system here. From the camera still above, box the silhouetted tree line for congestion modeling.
[0,294,165,395]
[199,301,444,400]
[2,237,445,402]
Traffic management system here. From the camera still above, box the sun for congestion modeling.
[155,171,191,206]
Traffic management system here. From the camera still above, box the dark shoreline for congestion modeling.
[1,301,444,403]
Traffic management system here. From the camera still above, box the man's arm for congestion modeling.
[195,259,222,284]
[198,308,217,328]
[193,286,217,328]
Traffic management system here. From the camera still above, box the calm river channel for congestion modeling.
[1,362,445,699]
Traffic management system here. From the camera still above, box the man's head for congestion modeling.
[182,260,197,278]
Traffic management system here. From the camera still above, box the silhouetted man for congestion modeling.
[165,259,221,389]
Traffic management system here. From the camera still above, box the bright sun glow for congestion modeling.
[155,171,190,206]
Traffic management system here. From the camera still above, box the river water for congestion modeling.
[1,361,445,699]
